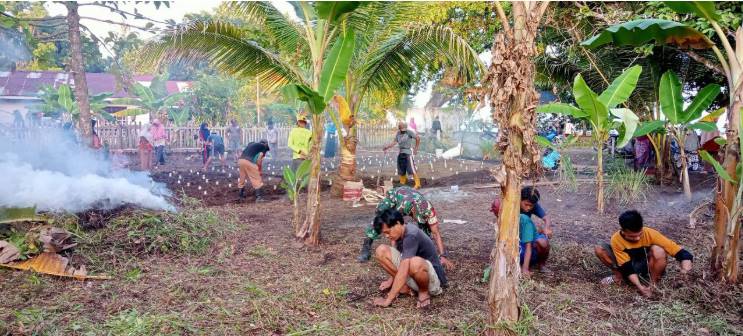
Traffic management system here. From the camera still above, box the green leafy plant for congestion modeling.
[110,77,186,120]
[281,160,311,233]
[635,70,721,200]
[34,84,115,122]
[538,65,642,213]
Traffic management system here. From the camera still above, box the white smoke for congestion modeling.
[0,128,174,212]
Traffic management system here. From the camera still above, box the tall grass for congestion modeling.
[557,155,578,193]
[606,162,651,205]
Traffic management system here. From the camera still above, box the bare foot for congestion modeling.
[379,277,394,291]
[416,292,431,309]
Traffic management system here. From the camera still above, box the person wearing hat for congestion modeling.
[384,121,421,189]
[238,139,271,201]
[288,114,312,171]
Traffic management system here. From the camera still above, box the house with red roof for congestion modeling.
[0,70,191,125]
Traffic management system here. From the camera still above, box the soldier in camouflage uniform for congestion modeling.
[358,187,454,270]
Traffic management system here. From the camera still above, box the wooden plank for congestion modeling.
[473,179,597,189]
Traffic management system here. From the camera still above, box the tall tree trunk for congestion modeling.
[65,2,92,141]
[488,172,521,328]
[711,28,743,282]
[485,2,548,334]
[332,95,358,197]
[297,114,325,246]
[679,148,692,201]
[256,81,261,125]
[597,144,605,213]
[713,96,742,281]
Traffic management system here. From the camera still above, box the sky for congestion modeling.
[44,1,437,109]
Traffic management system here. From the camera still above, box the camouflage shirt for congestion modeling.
[366,186,439,239]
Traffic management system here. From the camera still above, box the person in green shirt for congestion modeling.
[288,114,312,171]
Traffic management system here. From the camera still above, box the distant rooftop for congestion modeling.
[0,70,191,99]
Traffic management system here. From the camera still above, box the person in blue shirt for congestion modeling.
[324,120,337,158]
[490,186,553,272]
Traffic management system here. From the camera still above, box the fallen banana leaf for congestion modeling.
[1,252,111,280]
[0,206,45,224]
[0,240,21,263]
[29,226,77,253]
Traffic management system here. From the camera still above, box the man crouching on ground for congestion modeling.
[372,209,447,309]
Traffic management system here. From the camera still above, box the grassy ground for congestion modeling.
[2,152,742,335]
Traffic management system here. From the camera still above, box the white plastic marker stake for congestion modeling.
[274,185,277,190]
[228,183,232,188]
[204,191,207,195]
[198,186,202,190]
[216,181,219,185]
[187,182,191,187]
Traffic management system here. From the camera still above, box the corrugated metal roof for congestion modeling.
[0,70,191,99]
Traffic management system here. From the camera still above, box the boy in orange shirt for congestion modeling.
[594,210,693,297]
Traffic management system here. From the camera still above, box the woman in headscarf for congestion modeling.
[199,122,211,165]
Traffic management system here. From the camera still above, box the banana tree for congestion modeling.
[45,84,114,123]
[538,65,642,213]
[280,160,311,234]
[141,1,359,245]
[581,1,742,282]
[636,70,721,200]
[110,82,186,121]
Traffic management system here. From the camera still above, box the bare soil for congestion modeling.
[1,149,741,335]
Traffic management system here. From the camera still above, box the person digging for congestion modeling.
[594,210,693,298]
[238,140,270,202]
[383,121,421,189]
[371,209,447,309]
[357,186,454,271]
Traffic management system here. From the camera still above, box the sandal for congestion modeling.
[416,296,431,310]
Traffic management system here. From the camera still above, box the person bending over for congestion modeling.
[491,186,553,271]
[594,210,693,297]
[372,209,448,309]
[357,187,453,271]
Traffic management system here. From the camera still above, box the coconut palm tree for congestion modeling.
[333,2,484,186]
[139,1,482,245]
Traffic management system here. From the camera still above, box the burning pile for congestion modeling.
[0,129,174,212]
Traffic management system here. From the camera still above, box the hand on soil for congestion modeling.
[440,256,455,271]
[638,285,653,298]
[379,278,394,291]
[373,297,391,307]
[543,227,553,238]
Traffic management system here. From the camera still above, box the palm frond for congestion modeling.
[348,2,424,67]
[359,23,485,100]
[140,20,307,92]
[224,1,310,61]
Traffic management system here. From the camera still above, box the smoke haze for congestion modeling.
[0,128,174,212]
